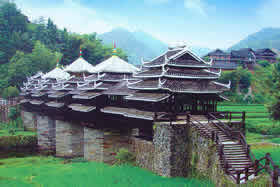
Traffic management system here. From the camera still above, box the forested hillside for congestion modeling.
[229,28,280,50]
[0,2,127,91]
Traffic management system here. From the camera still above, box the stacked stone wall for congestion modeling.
[130,137,154,171]
[84,127,104,162]
[84,127,131,164]
[22,110,37,131]
[153,123,190,177]
[56,120,84,158]
[37,115,56,153]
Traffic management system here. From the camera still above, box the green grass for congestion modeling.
[218,104,280,136]
[0,156,214,187]
[0,129,36,137]
[251,144,280,165]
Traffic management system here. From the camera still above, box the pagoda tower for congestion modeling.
[125,44,230,114]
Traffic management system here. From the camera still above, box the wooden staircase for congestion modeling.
[188,113,279,185]
[156,112,280,185]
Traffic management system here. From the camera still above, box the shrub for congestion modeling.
[114,148,135,165]
[8,106,20,120]
[0,135,37,149]
[2,86,19,99]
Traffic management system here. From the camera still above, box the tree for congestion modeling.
[257,60,270,68]
[267,63,280,120]
[7,41,59,88]
[2,86,19,99]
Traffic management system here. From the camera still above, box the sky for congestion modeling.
[14,0,280,49]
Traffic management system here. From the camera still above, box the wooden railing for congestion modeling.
[154,111,280,186]
[209,111,246,133]
[0,98,20,123]
[207,113,280,186]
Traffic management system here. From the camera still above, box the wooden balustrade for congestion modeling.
[154,111,280,186]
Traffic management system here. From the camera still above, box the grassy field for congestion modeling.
[0,156,214,187]
[251,143,280,165]
[218,103,280,142]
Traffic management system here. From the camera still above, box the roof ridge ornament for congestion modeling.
[127,80,142,85]
[158,78,166,88]
[213,81,231,89]
[205,58,213,65]
[141,57,149,64]
[94,82,103,89]
[98,72,106,79]
[204,68,221,76]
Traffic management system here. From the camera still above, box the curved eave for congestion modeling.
[167,63,211,68]
[133,73,218,79]
[101,109,153,121]
[127,85,160,90]
[127,85,226,93]
[142,64,164,68]
[124,94,170,102]
[164,75,219,79]
[78,88,98,91]
[45,102,65,108]
[133,74,162,78]
[101,79,123,82]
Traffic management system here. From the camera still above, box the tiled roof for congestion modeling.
[48,91,68,98]
[102,81,136,96]
[125,92,170,102]
[93,56,139,73]
[29,100,44,105]
[212,61,238,69]
[101,106,158,120]
[68,104,96,112]
[45,101,65,108]
[72,91,102,100]
[64,57,95,73]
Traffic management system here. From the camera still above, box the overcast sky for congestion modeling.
[15,0,280,49]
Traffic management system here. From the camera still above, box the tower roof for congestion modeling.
[64,57,96,73]
[43,67,70,80]
[93,56,139,73]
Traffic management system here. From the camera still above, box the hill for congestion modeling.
[98,28,167,65]
[229,28,280,50]
[98,28,211,64]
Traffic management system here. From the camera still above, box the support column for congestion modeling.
[84,127,104,162]
[84,127,131,164]
[21,110,37,131]
[37,115,56,153]
[153,122,190,177]
[56,120,84,158]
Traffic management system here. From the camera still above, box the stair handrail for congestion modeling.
[208,113,233,138]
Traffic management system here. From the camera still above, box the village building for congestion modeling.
[255,48,278,63]
[206,48,279,71]
[206,49,238,71]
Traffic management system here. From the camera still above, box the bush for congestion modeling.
[114,148,135,165]
[9,106,20,120]
[0,135,37,149]
[2,86,19,99]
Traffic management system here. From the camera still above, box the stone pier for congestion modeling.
[153,122,190,177]
[21,110,37,131]
[84,127,104,162]
[84,127,131,164]
[55,120,84,158]
[37,115,56,153]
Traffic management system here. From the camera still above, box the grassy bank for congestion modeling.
[218,104,280,142]
[0,156,214,187]
[0,129,35,137]
[251,143,280,165]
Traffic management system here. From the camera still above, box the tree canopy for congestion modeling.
[0,2,127,92]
